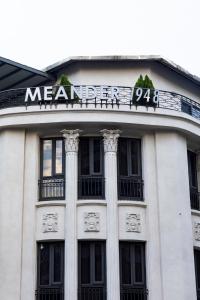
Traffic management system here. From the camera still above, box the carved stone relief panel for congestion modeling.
[84,212,100,232]
[43,213,58,233]
[126,213,141,233]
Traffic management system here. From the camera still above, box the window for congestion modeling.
[39,138,65,201]
[78,241,106,300]
[188,150,199,210]
[119,242,147,300]
[194,249,200,300]
[78,137,105,199]
[118,138,143,200]
[36,242,64,300]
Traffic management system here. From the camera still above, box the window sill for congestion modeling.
[191,209,200,216]
[36,200,66,207]
[77,200,107,206]
[118,200,147,208]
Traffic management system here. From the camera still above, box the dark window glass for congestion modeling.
[194,249,200,299]
[39,243,50,285]
[43,140,52,177]
[121,244,131,284]
[80,243,90,284]
[80,139,90,175]
[188,151,197,188]
[93,139,101,173]
[135,244,143,283]
[182,101,192,115]
[95,243,102,282]
[119,139,128,176]
[120,242,146,288]
[131,140,140,175]
[54,244,62,283]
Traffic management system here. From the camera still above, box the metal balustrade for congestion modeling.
[120,288,148,300]
[0,86,200,121]
[118,177,144,200]
[78,287,106,300]
[35,288,64,300]
[38,177,65,201]
[78,176,105,199]
[190,187,200,210]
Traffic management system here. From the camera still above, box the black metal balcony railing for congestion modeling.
[35,288,64,300]
[78,287,106,300]
[120,288,148,300]
[38,177,65,201]
[78,176,105,199]
[118,177,144,200]
[190,187,200,210]
[0,86,200,121]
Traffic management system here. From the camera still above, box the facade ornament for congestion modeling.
[126,213,141,233]
[43,213,58,233]
[194,222,200,241]
[84,212,100,232]
[100,129,121,152]
[61,129,82,152]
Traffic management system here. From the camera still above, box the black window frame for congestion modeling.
[188,150,199,210]
[194,249,200,300]
[36,241,64,296]
[117,138,143,201]
[78,137,105,199]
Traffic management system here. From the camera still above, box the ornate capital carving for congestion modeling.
[84,212,100,232]
[126,213,141,233]
[43,213,58,233]
[101,129,121,152]
[61,129,82,152]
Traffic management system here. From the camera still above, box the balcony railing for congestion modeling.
[120,288,148,300]
[118,176,144,200]
[78,287,106,300]
[78,176,105,199]
[190,187,200,210]
[38,177,65,201]
[35,287,64,300]
[0,86,200,121]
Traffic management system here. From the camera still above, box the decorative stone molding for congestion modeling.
[43,213,58,233]
[194,222,200,241]
[101,129,121,152]
[84,212,100,232]
[61,129,82,152]
[126,213,141,232]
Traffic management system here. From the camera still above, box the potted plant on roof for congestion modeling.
[55,74,79,103]
[133,74,157,107]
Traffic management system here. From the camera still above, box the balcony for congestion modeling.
[38,176,65,201]
[120,288,148,300]
[0,86,200,121]
[35,288,64,300]
[78,287,106,300]
[78,176,105,199]
[190,187,200,210]
[118,177,144,201]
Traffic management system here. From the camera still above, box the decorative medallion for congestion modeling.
[43,213,58,233]
[194,222,200,241]
[126,213,141,233]
[84,212,100,232]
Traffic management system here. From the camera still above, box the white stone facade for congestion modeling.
[0,57,199,300]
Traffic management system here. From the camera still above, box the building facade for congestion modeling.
[0,56,200,300]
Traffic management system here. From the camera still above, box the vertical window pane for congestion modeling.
[56,140,63,174]
[188,151,197,187]
[95,243,102,282]
[81,243,90,284]
[39,243,50,285]
[80,139,90,175]
[135,244,143,283]
[119,139,128,176]
[93,139,101,173]
[121,244,131,284]
[53,244,62,283]
[43,140,52,177]
[131,140,140,175]
[195,250,200,289]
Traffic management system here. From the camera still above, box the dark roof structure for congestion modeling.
[0,56,52,91]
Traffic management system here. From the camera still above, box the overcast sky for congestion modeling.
[1,0,200,77]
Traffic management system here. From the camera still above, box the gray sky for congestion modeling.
[1,0,200,77]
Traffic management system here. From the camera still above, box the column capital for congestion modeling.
[61,129,82,152]
[100,129,121,152]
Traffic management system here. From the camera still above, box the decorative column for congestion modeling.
[101,129,121,300]
[62,129,81,300]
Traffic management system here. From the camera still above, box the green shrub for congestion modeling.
[56,74,79,102]
[133,74,155,106]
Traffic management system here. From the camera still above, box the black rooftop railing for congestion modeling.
[0,85,200,120]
